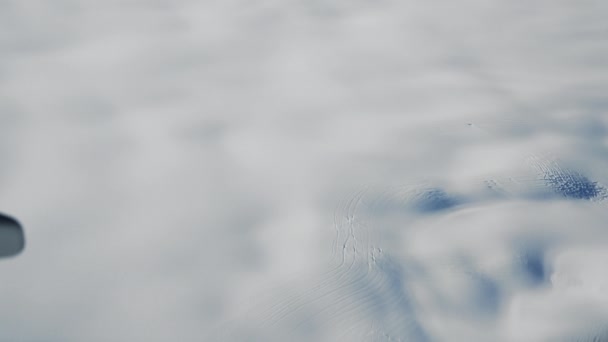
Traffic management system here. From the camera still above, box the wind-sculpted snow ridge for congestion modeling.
[214,156,608,341]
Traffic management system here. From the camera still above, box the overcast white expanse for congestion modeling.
[1,1,608,341]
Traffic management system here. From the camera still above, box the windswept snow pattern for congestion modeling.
[531,157,607,201]
[215,189,430,341]
[2,1,608,341]
[216,155,608,341]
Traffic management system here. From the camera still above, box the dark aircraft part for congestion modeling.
[0,213,24,258]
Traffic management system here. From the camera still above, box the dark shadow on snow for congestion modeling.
[410,188,462,213]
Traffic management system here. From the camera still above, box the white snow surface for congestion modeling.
[1,1,608,341]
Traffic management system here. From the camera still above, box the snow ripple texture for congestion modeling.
[214,154,608,342]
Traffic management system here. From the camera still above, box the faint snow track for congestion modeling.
[213,187,432,341]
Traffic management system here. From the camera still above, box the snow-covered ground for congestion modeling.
[1,1,608,341]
